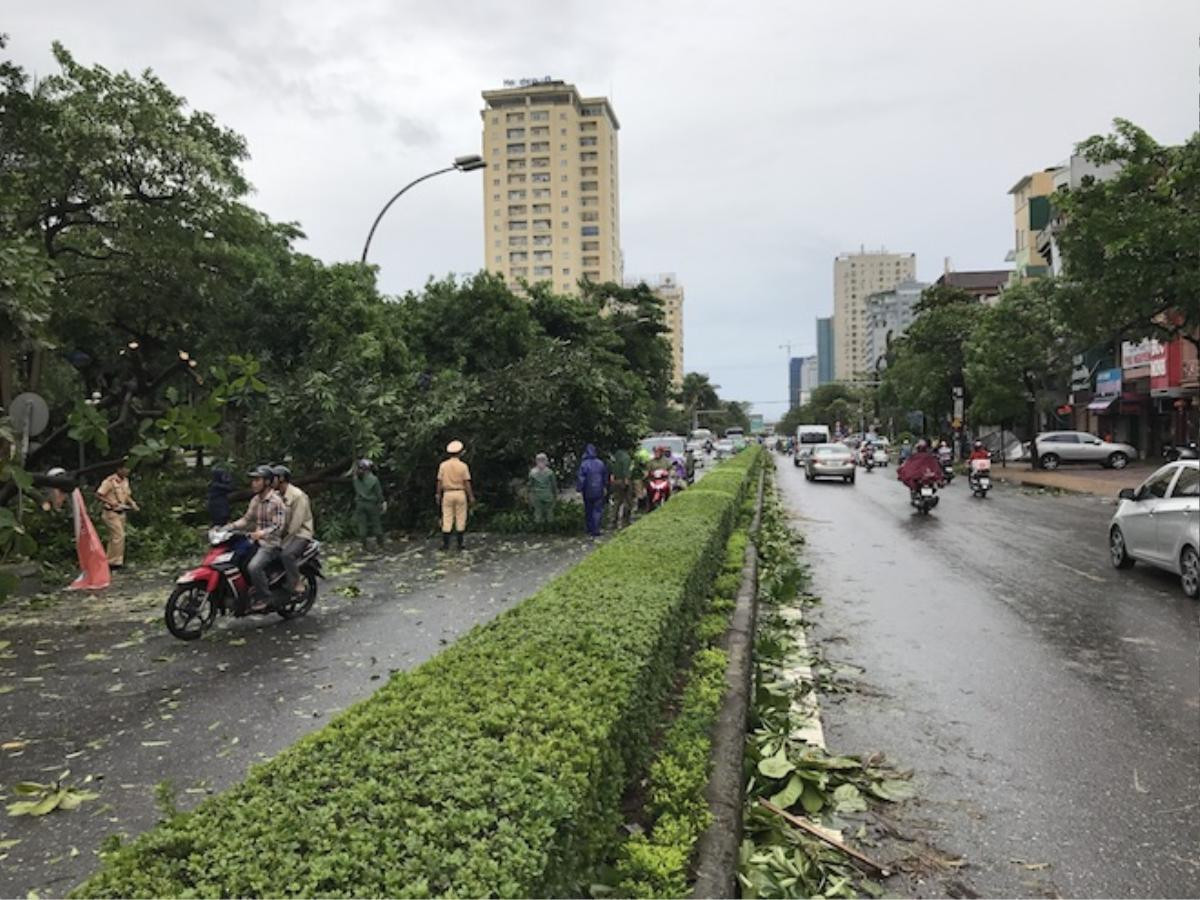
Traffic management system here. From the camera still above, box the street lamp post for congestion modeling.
[360,155,487,265]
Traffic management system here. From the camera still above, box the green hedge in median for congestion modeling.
[74,448,762,899]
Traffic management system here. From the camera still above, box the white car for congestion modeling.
[1109,461,1199,598]
[714,438,734,459]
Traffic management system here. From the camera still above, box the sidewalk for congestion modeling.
[991,461,1158,498]
[0,533,596,898]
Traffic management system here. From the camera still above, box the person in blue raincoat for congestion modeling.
[575,444,609,538]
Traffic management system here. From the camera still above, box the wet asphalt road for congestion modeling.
[775,456,1200,898]
[0,534,594,898]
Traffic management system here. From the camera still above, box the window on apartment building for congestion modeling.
[506,112,524,123]
[533,235,552,246]
[580,121,597,131]
[562,236,570,244]
[532,173,550,183]
[494,255,501,263]
[507,174,525,185]
[581,211,599,222]
[532,188,550,198]
[506,128,525,139]
[581,181,598,191]
[508,220,527,230]
[560,111,567,119]
[512,266,528,276]
[583,255,600,266]
[561,205,569,213]
[581,166,598,177]
[562,267,571,275]
[531,126,548,137]
[530,110,548,121]
[582,240,599,251]
[532,157,549,169]
[532,203,550,214]
[533,219,552,230]
[580,152,598,162]
[531,141,549,152]
[507,143,526,154]
[582,226,600,236]
[580,136,597,147]
[584,270,600,280]
[561,175,568,182]
[492,147,499,156]
[510,252,528,262]
[492,193,500,201]
[534,266,552,277]
[561,190,569,197]
[508,189,526,200]
[509,236,527,247]
[508,205,526,216]
[507,159,526,170]
[559,143,567,151]
[491,116,499,124]
[580,196,598,207]
[534,250,552,261]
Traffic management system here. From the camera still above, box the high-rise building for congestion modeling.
[833,249,916,380]
[816,317,834,385]
[799,355,818,406]
[864,280,926,372]
[481,81,621,295]
[788,357,802,409]
[628,273,684,392]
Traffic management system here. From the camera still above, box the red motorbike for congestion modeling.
[165,527,323,640]
[645,467,672,511]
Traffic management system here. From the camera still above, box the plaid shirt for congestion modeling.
[233,491,287,549]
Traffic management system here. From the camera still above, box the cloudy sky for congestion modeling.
[6,1,1197,414]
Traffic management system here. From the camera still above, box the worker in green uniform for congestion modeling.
[610,447,634,528]
[527,453,558,528]
[352,458,385,549]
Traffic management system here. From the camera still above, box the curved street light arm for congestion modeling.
[360,165,457,264]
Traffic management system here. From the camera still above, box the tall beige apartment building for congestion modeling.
[833,249,917,380]
[628,274,685,392]
[481,81,621,295]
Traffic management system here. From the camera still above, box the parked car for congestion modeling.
[1034,431,1138,470]
[804,443,856,484]
[1109,461,1199,598]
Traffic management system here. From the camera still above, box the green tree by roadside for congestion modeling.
[1053,119,1200,352]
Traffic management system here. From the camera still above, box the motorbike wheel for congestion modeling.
[277,572,318,619]
[165,583,216,641]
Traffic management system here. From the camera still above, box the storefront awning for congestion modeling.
[1087,397,1116,412]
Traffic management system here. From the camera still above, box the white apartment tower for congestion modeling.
[833,249,917,380]
[481,81,622,295]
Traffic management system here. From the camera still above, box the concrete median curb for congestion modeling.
[691,468,765,900]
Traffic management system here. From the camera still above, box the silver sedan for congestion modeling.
[804,443,856,484]
[1109,460,1200,598]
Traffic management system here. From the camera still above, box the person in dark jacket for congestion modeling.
[575,444,609,538]
[206,465,234,526]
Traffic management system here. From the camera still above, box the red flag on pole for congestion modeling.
[66,488,110,590]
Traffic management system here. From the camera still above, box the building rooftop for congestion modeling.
[482,80,619,129]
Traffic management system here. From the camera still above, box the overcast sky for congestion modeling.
[6,1,1198,415]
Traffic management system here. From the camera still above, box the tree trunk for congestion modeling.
[0,341,14,410]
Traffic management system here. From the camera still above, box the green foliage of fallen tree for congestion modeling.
[73,449,761,898]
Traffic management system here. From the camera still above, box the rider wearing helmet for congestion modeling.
[228,465,287,612]
[272,464,314,598]
[969,441,991,462]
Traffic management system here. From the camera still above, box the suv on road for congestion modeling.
[1034,431,1138,470]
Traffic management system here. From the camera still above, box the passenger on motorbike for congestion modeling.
[228,465,287,613]
[898,440,944,491]
[937,440,953,465]
[272,465,314,599]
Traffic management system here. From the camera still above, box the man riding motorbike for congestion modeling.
[227,465,287,613]
[272,465,314,599]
